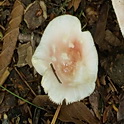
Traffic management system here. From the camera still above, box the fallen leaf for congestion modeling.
[85,6,98,25]
[103,106,112,123]
[17,42,33,67]
[24,1,47,30]
[107,54,124,86]
[0,31,3,40]
[0,94,16,114]
[18,33,41,44]
[39,1,47,19]
[89,90,101,120]
[94,3,109,49]
[0,92,5,105]
[117,92,124,121]
[21,0,31,6]
[0,1,5,6]
[25,45,33,67]
[68,0,81,11]
[32,95,56,107]
[0,0,10,6]
[0,68,10,86]
[0,0,24,78]
[59,102,99,124]
[105,30,121,47]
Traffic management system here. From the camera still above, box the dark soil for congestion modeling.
[0,0,124,124]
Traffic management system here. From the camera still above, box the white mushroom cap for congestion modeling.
[32,15,98,104]
[111,0,124,36]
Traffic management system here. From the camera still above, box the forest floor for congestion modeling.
[0,0,124,124]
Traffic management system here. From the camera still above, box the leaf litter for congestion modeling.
[16,42,33,68]
[0,0,123,124]
[0,0,24,79]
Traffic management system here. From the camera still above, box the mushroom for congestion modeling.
[111,0,124,37]
[32,15,98,104]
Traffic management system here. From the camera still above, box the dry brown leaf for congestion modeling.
[25,45,33,67]
[0,94,16,114]
[105,30,121,47]
[107,54,124,87]
[0,0,10,6]
[0,92,5,105]
[117,92,124,121]
[59,102,99,124]
[68,0,81,11]
[24,1,47,30]
[0,1,5,6]
[17,42,33,67]
[0,0,24,79]
[89,90,101,120]
[0,68,10,86]
[85,7,98,25]
[103,106,112,123]
[32,95,56,107]
[94,3,109,49]
[39,1,47,19]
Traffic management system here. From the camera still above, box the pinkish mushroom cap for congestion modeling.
[111,0,124,37]
[32,15,98,104]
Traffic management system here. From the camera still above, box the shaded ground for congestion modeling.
[0,0,124,124]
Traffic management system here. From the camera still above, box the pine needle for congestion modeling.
[0,85,46,111]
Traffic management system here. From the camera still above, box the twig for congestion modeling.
[14,66,37,96]
[51,105,61,124]
[107,76,118,93]
[50,64,62,84]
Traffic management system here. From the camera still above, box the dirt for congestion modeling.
[0,0,124,124]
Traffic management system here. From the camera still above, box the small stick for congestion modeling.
[51,105,61,124]
[14,66,37,96]
[50,64,62,84]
